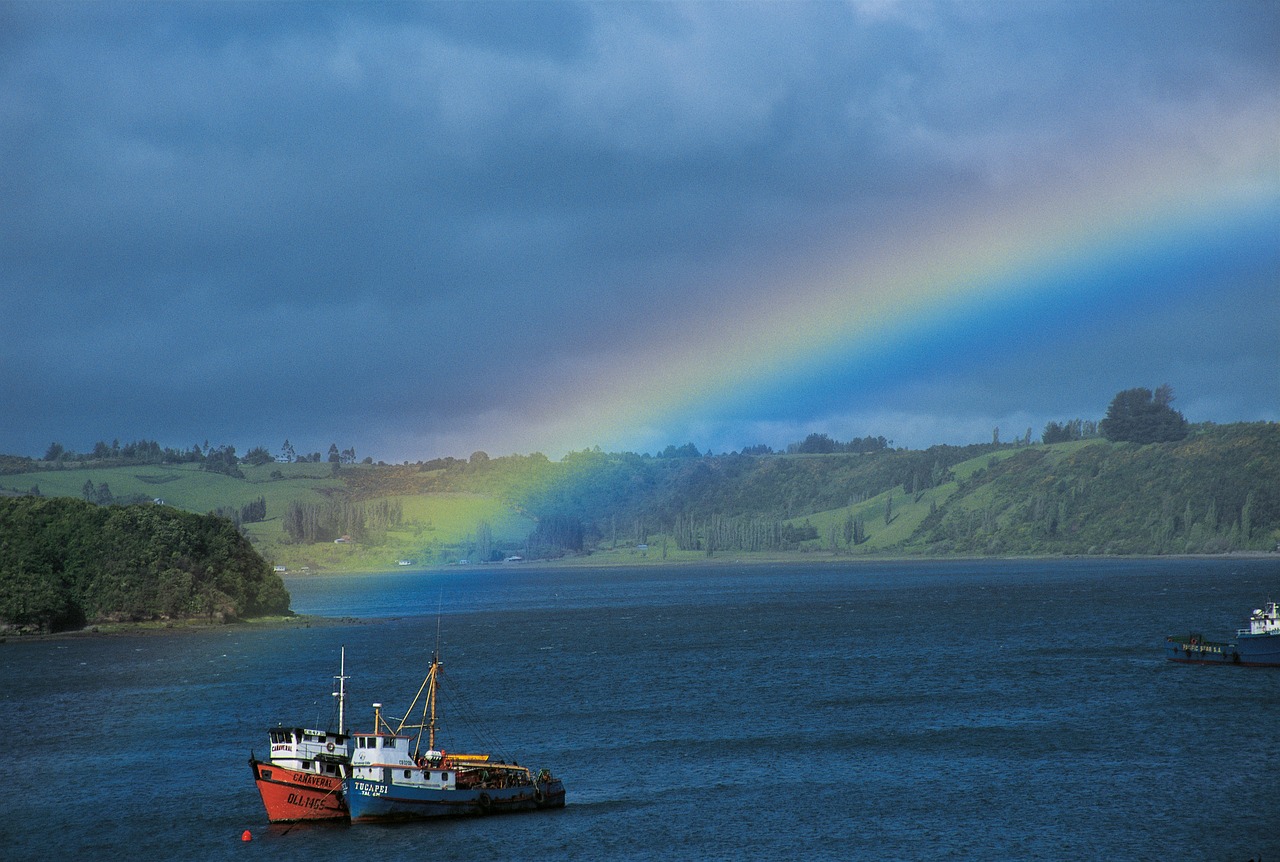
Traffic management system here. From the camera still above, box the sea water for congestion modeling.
[2,558,1277,861]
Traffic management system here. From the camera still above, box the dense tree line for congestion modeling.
[0,497,290,633]
[213,496,267,529]
[202,445,244,478]
[34,438,367,472]
[527,515,585,558]
[79,479,153,507]
[471,521,496,561]
[787,433,890,455]
[44,438,201,466]
[243,446,275,466]
[38,438,248,473]
[282,499,403,544]
[1100,385,1188,444]
[278,440,363,464]
[1042,418,1099,444]
[671,513,818,553]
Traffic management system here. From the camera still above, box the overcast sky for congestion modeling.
[3,1,1277,462]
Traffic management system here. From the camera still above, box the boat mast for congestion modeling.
[394,617,445,755]
[427,652,439,751]
[429,610,442,751]
[333,646,349,735]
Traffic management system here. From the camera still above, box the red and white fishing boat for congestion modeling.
[248,648,353,822]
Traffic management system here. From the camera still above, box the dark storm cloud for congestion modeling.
[2,1,1276,459]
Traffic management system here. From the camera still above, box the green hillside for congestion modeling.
[3,422,1277,574]
[789,426,1279,558]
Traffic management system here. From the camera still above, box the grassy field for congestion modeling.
[9,461,343,512]
[245,491,535,572]
[3,462,535,574]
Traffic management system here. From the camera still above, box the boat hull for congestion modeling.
[249,758,348,822]
[1237,633,1280,666]
[344,776,565,823]
[1164,635,1280,668]
[1164,635,1237,665]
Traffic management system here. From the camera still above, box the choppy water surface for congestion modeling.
[3,558,1277,861]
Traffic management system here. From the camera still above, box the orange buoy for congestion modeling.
[241,829,252,842]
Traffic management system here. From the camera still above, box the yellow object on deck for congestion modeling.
[448,754,492,764]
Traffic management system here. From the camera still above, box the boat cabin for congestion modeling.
[267,725,351,777]
[1243,601,1280,637]
[349,732,458,791]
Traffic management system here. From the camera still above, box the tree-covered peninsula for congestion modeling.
[0,497,290,633]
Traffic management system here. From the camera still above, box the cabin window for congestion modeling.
[442,772,449,781]
[404,770,412,779]
[301,760,312,769]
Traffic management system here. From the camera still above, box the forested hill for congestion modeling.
[0,497,291,633]
[334,421,1280,560]
[904,423,1279,556]
[1,421,1277,574]
[484,422,1280,558]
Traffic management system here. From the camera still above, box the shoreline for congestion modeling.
[0,613,375,643]
[276,548,1280,577]
[7,552,1274,641]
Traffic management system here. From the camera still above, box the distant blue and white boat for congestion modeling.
[1165,600,1280,666]
[343,649,565,822]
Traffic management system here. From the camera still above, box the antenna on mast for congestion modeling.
[435,596,443,662]
[430,595,443,751]
[333,645,349,735]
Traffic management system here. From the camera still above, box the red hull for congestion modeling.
[249,758,348,822]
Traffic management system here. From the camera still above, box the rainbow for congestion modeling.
[520,120,1279,457]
